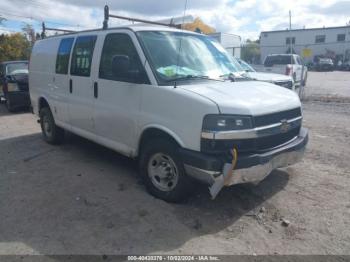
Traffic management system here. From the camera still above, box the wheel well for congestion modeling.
[38,97,49,112]
[138,128,180,155]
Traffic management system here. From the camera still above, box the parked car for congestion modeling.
[29,26,308,202]
[340,61,350,71]
[315,58,334,72]
[0,61,31,112]
[254,54,308,87]
[236,58,295,90]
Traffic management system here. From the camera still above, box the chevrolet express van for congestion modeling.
[29,25,308,202]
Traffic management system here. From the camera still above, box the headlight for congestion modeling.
[7,83,20,92]
[202,114,253,131]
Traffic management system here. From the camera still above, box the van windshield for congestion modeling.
[137,31,242,85]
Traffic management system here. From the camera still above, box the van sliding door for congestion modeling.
[54,37,74,125]
[68,35,97,137]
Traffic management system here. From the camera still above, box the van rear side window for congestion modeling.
[55,38,74,74]
[70,35,97,77]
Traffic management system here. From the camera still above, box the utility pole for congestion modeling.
[289,10,292,58]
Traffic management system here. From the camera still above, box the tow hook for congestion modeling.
[209,148,238,199]
[37,119,41,124]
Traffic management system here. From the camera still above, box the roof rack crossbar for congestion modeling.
[41,22,76,38]
[103,5,176,29]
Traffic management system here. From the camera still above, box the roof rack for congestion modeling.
[41,22,76,38]
[102,5,178,29]
[39,5,191,39]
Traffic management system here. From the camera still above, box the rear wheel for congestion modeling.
[139,138,194,202]
[40,107,64,144]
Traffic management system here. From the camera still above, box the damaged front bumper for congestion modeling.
[181,128,308,198]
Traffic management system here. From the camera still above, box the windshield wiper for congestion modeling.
[166,75,211,83]
[220,72,253,82]
[220,73,236,82]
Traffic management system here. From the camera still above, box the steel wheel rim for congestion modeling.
[43,115,52,138]
[147,153,179,192]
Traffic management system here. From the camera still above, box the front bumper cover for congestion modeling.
[6,91,31,108]
[182,127,308,198]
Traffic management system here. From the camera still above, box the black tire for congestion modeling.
[39,107,65,144]
[5,97,15,112]
[302,72,308,87]
[139,138,194,203]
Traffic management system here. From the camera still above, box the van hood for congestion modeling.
[179,80,301,115]
[248,72,292,82]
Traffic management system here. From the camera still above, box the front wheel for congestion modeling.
[40,107,65,144]
[139,139,194,203]
[302,72,308,87]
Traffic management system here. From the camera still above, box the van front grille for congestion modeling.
[253,107,301,127]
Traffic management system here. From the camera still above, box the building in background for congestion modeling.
[208,32,241,58]
[259,26,350,64]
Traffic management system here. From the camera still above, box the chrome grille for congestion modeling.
[253,107,301,127]
[274,80,293,89]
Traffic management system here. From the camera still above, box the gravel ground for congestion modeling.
[304,71,350,102]
[0,72,349,256]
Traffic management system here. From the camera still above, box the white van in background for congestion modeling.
[29,25,308,202]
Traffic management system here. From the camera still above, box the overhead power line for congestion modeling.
[0,27,21,33]
[0,10,83,28]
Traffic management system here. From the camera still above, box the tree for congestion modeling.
[0,33,31,62]
[182,17,216,34]
[21,23,36,45]
[241,39,260,64]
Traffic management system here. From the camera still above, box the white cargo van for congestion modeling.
[29,25,308,202]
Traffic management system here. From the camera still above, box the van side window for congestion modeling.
[55,38,74,74]
[70,35,97,77]
[99,33,149,84]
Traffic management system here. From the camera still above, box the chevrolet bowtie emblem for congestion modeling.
[280,119,291,133]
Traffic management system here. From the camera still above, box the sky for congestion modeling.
[0,0,349,41]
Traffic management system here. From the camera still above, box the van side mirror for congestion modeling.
[112,55,130,77]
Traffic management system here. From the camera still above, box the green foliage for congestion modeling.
[241,39,260,64]
[0,33,31,62]
[183,18,216,34]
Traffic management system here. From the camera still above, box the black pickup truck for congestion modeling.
[0,60,31,112]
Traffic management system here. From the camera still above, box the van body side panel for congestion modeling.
[29,39,59,117]
[137,86,219,154]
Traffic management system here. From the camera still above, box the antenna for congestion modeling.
[174,0,189,88]
[102,5,178,29]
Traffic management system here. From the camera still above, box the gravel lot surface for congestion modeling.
[304,71,350,102]
[0,72,349,256]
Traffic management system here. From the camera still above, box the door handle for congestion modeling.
[94,82,98,98]
[69,79,73,93]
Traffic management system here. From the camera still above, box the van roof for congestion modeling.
[41,24,200,40]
